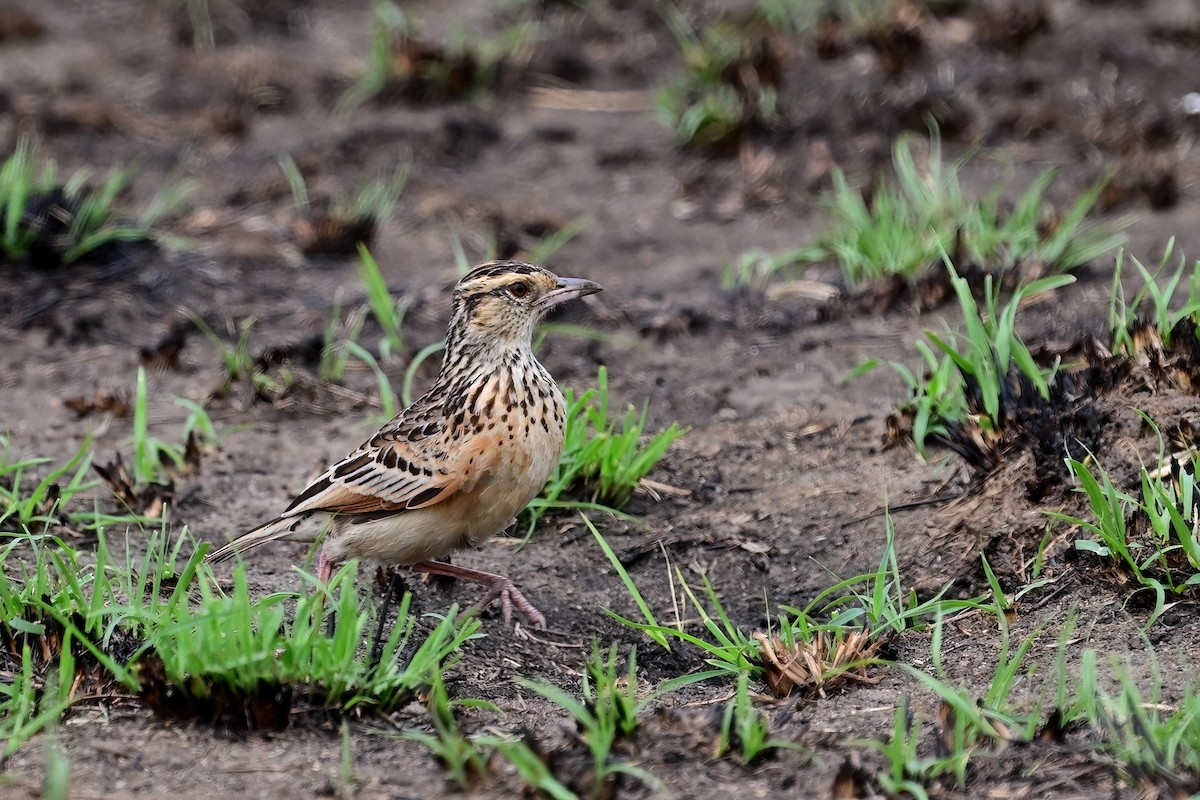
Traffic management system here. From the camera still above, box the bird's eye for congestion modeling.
[508,281,530,299]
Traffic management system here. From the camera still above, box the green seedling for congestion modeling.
[319,297,368,385]
[860,699,933,800]
[854,611,1041,794]
[923,271,1072,434]
[862,266,1071,455]
[1109,241,1200,354]
[715,672,804,764]
[0,441,95,533]
[1051,439,1200,624]
[593,521,760,684]
[357,245,409,359]
[280,154,408,254]
[477,735,576,800]
[337,719,357,798]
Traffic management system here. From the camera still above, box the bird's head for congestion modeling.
[448,261,602,352]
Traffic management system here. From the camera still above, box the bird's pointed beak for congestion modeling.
[536,276,603,309]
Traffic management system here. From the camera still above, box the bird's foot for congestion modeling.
[317,548,334,584]
[411,560,546,628]
[471,576,546,628]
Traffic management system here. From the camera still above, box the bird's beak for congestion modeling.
[536,276,603,309]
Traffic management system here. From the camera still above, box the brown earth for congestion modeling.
[4,0,1200,798]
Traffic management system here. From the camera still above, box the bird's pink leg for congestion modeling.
[411,561,546,628]
[318,547,334,584]
[315,547,338,637]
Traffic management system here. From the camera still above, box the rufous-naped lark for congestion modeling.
[207,262,602,626]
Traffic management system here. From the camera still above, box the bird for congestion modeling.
[207,261,602,627]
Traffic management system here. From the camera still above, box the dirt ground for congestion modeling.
[4,0,1200,797]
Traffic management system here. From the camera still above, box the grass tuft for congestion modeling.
[0,523,480,750]
[725,133,1126,293]
[526,367,687,536]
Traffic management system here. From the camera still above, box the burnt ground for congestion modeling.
[4,0,1200,797]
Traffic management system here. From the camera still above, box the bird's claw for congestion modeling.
[472,578,546,629]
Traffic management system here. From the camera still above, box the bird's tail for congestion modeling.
[206,515,308,564]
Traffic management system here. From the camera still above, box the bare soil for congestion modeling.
[4,1,1200,798]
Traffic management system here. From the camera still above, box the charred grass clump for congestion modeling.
[278,155,408,256]
[656,4,786,153]
[882,245,1200,476]
[340,0,540,110]
[0,137,190,269]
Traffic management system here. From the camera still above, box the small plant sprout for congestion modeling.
[855,613,1044,795]
[870,266,1072,457]
[1109,240,1200,356]
[401,676,495,790]
[340,0,541,110]
[1051,439,1200,622]
[591,519,760,684]
[477,734,575,800]
[130,367,188,486]
[90,369,219,517]
[345,341,400,426]
[921,271,1072,438]
[356,244,409,359]
[861,699,931,800]
[0,440,95,533]
[318,296,369,385]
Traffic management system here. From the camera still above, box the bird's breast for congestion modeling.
[453,366,565,541]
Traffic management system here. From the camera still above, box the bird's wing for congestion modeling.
[281,402,462,517]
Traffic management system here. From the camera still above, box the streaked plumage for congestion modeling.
[207,261,602,626]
